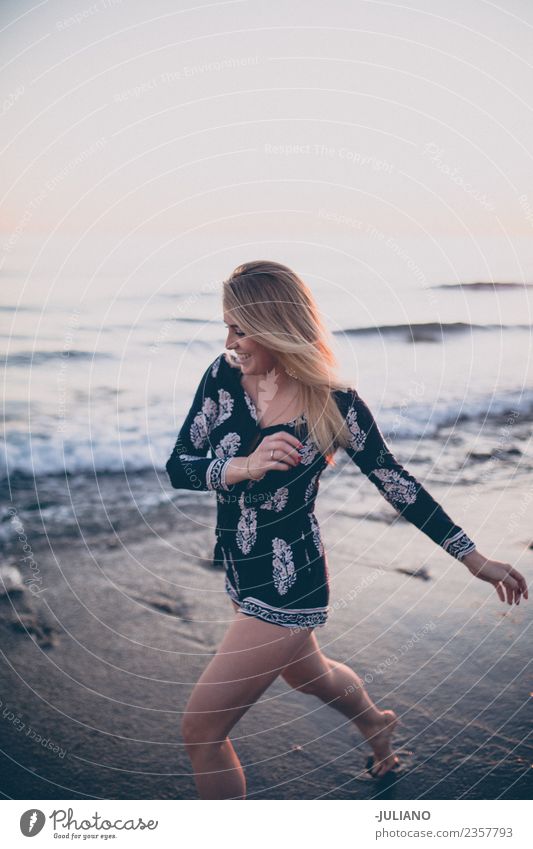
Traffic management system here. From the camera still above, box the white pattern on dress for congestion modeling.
[239,596,328,628]
[226,547,241,593]
[299,438,319,466]
[272,537,297,595]
[304,472,319,504]
[308,512,324,555]
[346,405,367,452]
[442,529,476,561]
[211,354,222,378]
[224,573,240,604]
[260,486,289,512]
[235,491,257,555]
[371,468,418,506]
[215,388,234,427]
[190,397,218,449]
[243,389,258,421]
[215,431,241,459]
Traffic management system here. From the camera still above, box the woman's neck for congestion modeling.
[242,369,303,427]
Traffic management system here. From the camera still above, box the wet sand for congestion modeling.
[1,467,532,800]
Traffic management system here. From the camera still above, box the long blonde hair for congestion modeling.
[222,260,354,465]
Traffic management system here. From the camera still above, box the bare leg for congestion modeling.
[181,600,315,799]
[281,631,400,777]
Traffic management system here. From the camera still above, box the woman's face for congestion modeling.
[223,311,278,375]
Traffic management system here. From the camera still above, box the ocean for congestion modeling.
[1,233,532,800]
[2,233,532,484]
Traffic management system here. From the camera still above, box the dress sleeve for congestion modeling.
[337,388,477,561]
[165,353,236,493]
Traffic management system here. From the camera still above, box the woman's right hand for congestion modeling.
[247,431,303,480]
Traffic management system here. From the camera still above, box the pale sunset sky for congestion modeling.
[2,0,533,283]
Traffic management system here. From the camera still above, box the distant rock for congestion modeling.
[0,565,25,596]
[132,592,189,618]
[0,567,62,648]
[10,614,61,649]
[395,565,431,581]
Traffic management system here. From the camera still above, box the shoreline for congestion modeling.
[1,468,531,800]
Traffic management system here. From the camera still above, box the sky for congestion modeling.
[2,0,533,281]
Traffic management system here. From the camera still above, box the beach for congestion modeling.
[2,0,533,806]
[2,238,533,799]
[1,447,532,800]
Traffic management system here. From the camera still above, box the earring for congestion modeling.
[285,365,299,380]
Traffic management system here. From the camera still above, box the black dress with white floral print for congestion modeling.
[166,351,476,629]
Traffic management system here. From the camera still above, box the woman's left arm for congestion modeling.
[340,387,476,559]
[339,388,528,605]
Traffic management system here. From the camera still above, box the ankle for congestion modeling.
[353,706,384,732]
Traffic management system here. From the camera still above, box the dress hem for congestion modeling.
[225,577,328,629]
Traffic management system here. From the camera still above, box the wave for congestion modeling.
[334,321,533,341]
[1,350,112,367]
[433,281,533,290]
[0,305,35,312]
[2,389,532,480]
[173,316,211,323]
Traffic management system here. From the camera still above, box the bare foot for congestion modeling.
[359,709,400,778]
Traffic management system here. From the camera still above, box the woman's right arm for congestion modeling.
[165,354,245,492]
[166,353,303,490]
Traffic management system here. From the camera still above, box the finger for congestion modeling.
[511,570,529,600]
[275,432,303,448]
[279,431,304,446]
[504,581,514,605]
[271,440,301,465]
[261,451,290,471]
[504,572,518,587]
[495,582,505,603]
[508,573,522,603]
[271,449,299,466]
[273,432,304,452]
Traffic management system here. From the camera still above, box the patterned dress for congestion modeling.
[165,351,476,629]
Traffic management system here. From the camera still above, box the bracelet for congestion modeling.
[221,459,235,492]
[245,454,260,480]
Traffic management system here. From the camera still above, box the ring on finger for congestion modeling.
[270,448,275,460]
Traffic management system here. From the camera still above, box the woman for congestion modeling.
[166,260,528,800]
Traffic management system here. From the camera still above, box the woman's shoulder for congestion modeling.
[202,350,241,386]
[332,382,359,412]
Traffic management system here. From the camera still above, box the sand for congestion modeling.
[1,464,532,801]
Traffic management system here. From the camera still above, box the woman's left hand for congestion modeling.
[461,550,529,606]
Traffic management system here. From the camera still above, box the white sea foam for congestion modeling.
[1,388,531,479]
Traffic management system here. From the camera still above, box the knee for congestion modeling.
[181,713,223,750]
